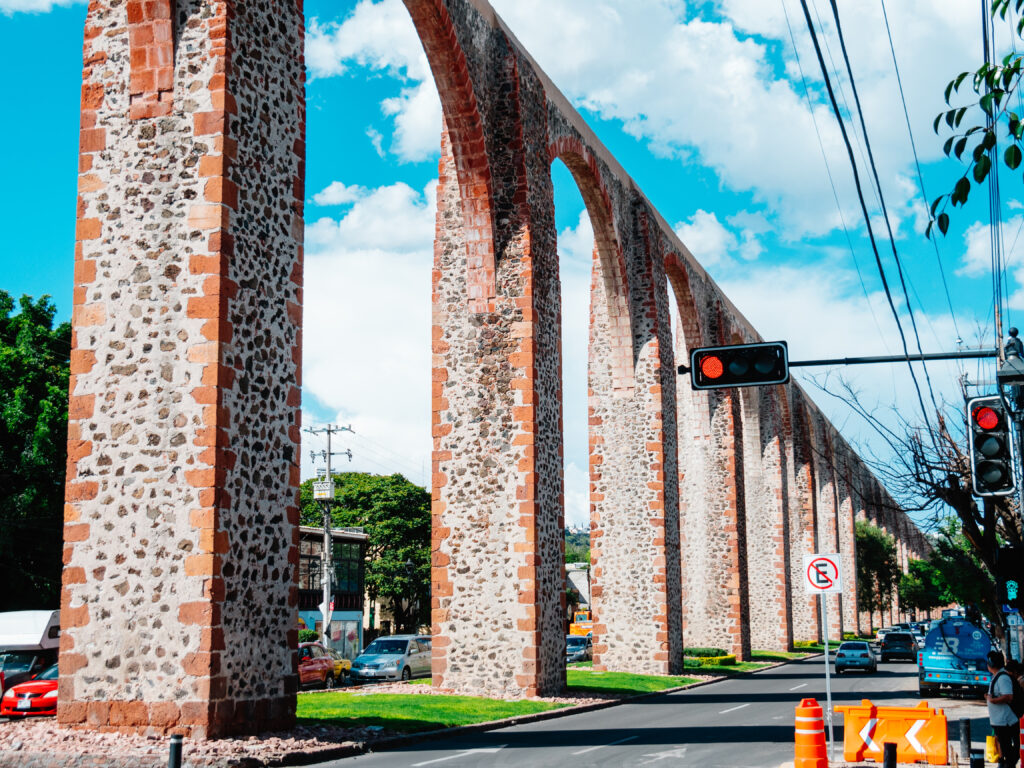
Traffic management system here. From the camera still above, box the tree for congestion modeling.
[930,0,1024,236]
[898,558,946,619]
[300,472,430,634]
[0,292,70,610]
[564,529,590,563]
[926,519,999,620]
[855,520,902,632]
[814,376,1020,641]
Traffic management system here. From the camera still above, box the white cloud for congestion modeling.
[959,216,1024,309]
[301,180,437,485]
[306,0,442,163]
[307,180,435,253]
[307,1,428,81]
[674,210,738,267]
[559,211,595,527]
[0,0,80,12]
[380,80,443,163]
[312,181,366,206]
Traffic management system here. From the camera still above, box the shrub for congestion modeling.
[794,640,820,649]
[699,654,737,667]
[685,647,728,657]
[298,629,319,644]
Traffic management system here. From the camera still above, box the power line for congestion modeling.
[780,0,891,353]
[877,0,963,349]
[799,0,939,443]
[824,0,944,425]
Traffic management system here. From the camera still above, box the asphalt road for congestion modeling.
[313,656,951,768]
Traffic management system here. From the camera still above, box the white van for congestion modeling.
[0,611,59,694]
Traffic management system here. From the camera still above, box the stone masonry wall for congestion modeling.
[62,0,303,737]
[64,0,929,727]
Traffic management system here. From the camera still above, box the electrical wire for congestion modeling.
[877,0,963,351]
[824,0,944,428]
[798,0,939,445]
[780,0,891,352]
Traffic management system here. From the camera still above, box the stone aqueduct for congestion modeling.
[59,0,928,738]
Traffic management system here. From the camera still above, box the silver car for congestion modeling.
[350,635,432,682]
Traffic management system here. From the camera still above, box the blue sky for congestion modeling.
[1,0,1017,527]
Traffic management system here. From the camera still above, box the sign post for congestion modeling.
[804,552,843,761]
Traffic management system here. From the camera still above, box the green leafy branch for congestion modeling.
[929,1,1024,237]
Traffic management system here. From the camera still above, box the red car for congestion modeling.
[298,642,337,689]
[0,663,58,717]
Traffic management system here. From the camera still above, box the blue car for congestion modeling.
[834,641,876,674]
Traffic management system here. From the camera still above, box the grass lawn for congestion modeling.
[297,692,568,733]
[566,668,698,696]
[750,650,808,662]
[682,658,770,674]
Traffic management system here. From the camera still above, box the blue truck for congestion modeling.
[917,616,995,697]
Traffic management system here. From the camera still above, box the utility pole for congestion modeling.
[305,424,353,648]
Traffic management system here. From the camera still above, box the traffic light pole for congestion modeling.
[785,349,998,369]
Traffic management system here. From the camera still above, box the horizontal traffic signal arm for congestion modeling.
[677,348,998,390]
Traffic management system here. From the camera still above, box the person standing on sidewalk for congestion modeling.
[986,650,1020,768]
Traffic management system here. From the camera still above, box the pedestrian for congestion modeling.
[986,650,1020,768]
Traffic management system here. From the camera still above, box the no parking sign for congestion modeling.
[804,553,842,594]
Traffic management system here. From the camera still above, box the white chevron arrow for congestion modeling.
[859,718,880,752]
[907,720,926,753]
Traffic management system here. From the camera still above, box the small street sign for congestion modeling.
[804,553,842,595]
[313,480,334,500]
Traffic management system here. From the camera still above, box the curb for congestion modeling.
[269,655,812,766]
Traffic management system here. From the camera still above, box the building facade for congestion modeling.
[297,526,367,661]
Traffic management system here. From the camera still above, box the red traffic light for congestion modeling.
[973,405,1000,430]
[688,342,789,389]
[699,355,724,379]
[966,395,1016,497]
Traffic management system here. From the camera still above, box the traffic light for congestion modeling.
[967,395,1017,497]
[689,341,789,390]
[997,546,1024,612]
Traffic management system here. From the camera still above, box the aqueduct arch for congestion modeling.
[61,0,926,738]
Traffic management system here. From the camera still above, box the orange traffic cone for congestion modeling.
[795,697,828,768]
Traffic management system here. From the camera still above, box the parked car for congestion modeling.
[879,631,917,662]
[298,642,337,689]
[325,647,352,682]
[350,635,431,682]
[566,634,592,663]
[834,641,876,674]
[0,610,60,695]
[0,663,58,717]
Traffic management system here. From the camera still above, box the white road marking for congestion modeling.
[719,703,750,714]
[572,735,638,755]
[640,746,688,764]
[789,683,808,690]
[411,746,506,766]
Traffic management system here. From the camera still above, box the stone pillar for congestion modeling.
[589,207,683,675]
[742,386,792,652]
[60,0,305,737]
[787,396,819,643]
[812,415,843,641]
[835,450,858,636]
[430,105,565,696]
